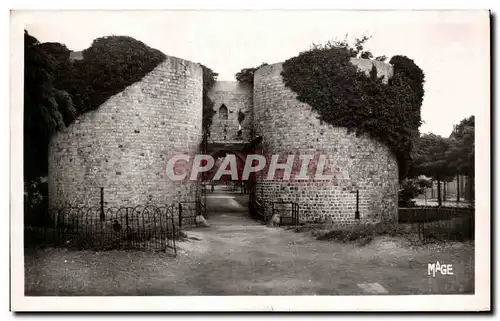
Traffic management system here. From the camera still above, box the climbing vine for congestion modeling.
[281,37,424,179]
[40,35,219,136]
[237,110,246,124]
[50,36,166,116]
[200,64,218,134]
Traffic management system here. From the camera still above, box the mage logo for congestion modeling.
[428,261,454,277]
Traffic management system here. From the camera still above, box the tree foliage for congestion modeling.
[448,116,474,176]
[410,116,474,180]
[409,119,475,205]
[24,31,76,183]
[235,63,268,85]
[237,110,246,124]
[281,36,425,179]
[37,42,71,61]
[410,133,454,181]
[39,36,219,135]
[399,177,432,205]
[56,36,166,114]
[200,64,218,133]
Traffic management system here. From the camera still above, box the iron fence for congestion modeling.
[248,193,300,227]
[250,199,267,222]
[398,206,475,242]
[272,201,300,227]
[24,205,178,254]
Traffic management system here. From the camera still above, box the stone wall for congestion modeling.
[48,55,203,210]
[253,60,399,225]
[207,81,253,143]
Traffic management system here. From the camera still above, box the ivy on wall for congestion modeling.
[280,39,425,179]
[49,36,166,117]
[39,35,219,136]
[200,65,218,134]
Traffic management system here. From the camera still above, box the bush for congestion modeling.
[315,222,409,244]
[399,177,431,206]
[24,179,50,226]
[200,64,218,133]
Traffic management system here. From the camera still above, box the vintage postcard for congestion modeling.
[10,9,491,312]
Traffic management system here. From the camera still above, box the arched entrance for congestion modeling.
[199,133,263,219]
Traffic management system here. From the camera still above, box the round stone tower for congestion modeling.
[48,55,203,209]
[253,59,399,225]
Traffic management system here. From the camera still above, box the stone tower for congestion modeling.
[252,59,399,225]
[48,56,203,209]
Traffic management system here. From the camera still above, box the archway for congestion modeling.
[203,149,250,216]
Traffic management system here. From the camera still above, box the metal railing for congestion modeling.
[248,193,300,227]
[24,205,178,254]
[398,206,475,242]
[272,201,300,227]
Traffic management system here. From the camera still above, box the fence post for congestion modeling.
[178,203,182,230]
[171,204,177,256]
[100,187,105,221]
[125,207,130,245]
[54,209,60,243]
[355,189,360,220]
[296,204,300,227]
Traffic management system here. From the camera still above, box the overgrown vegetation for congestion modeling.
[24,31,77,184]
[237,110,246,124]
[314,223,409,245]
[235,62,268,85]
[50,35,167,115]
[200,65,218,134]
[294,217,472,245]
[281,35,425,179]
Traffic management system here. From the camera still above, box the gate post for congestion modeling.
[100,187,105,221]
[355,189,360,220]
[125,207,130,246]
[170,204,177,255]
[178,203,182,230]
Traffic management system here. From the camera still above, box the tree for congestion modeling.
[411,133,454,206]
[448,116,475,201]
[24,30,76,184]
[37,42,71,61]
[235,63,268,85]
[200,64,218,134]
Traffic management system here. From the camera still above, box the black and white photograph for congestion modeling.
[9,8,491,312]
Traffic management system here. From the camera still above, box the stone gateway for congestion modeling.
[48,53,399,225]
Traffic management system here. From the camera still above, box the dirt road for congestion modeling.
[25,188,474,295]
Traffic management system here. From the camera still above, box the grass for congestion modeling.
[290,220,473,246]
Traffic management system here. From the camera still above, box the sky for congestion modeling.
[24,10,490,137]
